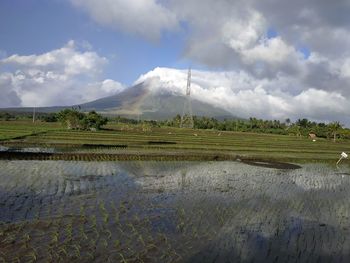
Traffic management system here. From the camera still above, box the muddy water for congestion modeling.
[0,161,349,262]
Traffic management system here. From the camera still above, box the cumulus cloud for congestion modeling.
[135,67,350,124]
[0,73,22,106]
[0,41,124,107]
[70,0,350,123]
[70,0,178,41]
[3,0,350,124]
[2,40,106,77]
[70,1,350,85]
[221,10,266,52]
[84,79,125,102]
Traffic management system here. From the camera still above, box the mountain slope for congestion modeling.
[1,67,241,120]
[78,82,235,120]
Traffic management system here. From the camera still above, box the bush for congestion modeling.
[85,111,108,130]
[57,109,107,130]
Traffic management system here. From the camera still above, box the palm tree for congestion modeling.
[285,118,291,126]
[328,121,342,142]
[288,124,301,137]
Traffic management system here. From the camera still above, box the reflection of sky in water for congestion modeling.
[1,160,350,261]
[122,161,350,261]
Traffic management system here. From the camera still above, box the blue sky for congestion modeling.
[1,0,350,124]
[0,0,188,85]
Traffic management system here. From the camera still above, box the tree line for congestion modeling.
[160,115,348,141]
[1,110,348,140]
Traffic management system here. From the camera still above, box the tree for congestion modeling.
[296,118,309,128]
[288,124,301,137]
[57,109,86,130]
[328,121,342,142]
[0,112,12,121]
[57,109,107,130]
[85,111,108,130]
[285,118,291,127]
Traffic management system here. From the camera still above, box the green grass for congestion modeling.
[0,121,61,140]
[1,120,350,162]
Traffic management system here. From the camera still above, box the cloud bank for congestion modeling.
[70,0,178,41]
[69,0,350,124]
[0,41,125,107]
[2,1,350,124]
[136,67,350,124]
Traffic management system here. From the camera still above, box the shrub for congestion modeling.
[57,109,107,130]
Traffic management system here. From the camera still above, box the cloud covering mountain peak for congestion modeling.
[133,67,350,124]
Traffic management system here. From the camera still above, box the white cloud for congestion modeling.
[3,0,350,124]
[124,0,350,123]
[0,41,124,107]
[70,0,178,41]
[222,11,266,52]
[83,79,125,102]
[2,40,106,77]
[135,67,350,124]
[0,73,22,107]
[68,0,350,100]
[242,37,300,65]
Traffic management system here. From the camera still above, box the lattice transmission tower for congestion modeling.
[180,68,194,128]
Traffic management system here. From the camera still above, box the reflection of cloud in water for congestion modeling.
[290,164,345,190]
[130,161,301,199]
[125,161,350,259]
[2,160,350,261]
[130,162,349,197]
[0,160,127,195]
[292,173,343,190]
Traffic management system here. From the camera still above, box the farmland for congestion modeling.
[1,120,350,162]
[0,121,60,141]
[1,120,350,262]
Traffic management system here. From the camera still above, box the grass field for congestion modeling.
[0,121,61,140]
[1,120,350,163]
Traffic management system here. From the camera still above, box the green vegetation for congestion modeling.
[57,109,107,130]
[0,121,60,141]
[1,117,350,261]
[0,111,58,122]
[1,119,350,162]
[162,116,350,140]
[2,109,349,140]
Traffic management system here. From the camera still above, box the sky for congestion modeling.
[1,0,350,124]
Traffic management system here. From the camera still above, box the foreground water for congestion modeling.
[0,160,349,262]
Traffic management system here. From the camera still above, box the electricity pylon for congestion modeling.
[180,68,194,128]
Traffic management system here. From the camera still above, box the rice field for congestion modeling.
[0,121,60,141]
[1,160,350,262]
[1,120,350,162]
[1,121,350,262]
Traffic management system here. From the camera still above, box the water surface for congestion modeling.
[0,160,349,262]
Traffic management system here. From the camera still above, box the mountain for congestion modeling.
[1,67,240,120]
[78,82,235,120]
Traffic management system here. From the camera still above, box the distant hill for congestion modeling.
[1,81,239,120]
[1,67,244,120]
[78,82,236,120]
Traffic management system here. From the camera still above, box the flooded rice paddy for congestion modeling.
[1,160,350,262]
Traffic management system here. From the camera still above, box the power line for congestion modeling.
[180,68,194,128]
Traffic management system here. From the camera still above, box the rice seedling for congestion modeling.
[24,248,37,262]
[118,253,128,263]
[1,160,350,261]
